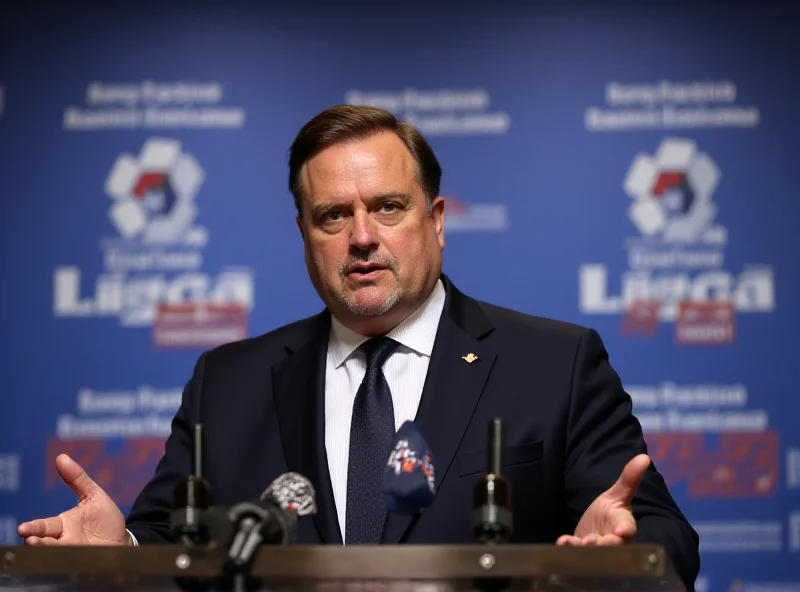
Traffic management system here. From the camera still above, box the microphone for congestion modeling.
[472,418,513,543]
[224,500,294,562]
[224,472,318,571]
[383,420,436,515]
[263,472,318,518]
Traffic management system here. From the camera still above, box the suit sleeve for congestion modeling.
[564,328,700,590]
[125,351,208,543]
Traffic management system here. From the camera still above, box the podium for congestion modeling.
[0,544,684,591]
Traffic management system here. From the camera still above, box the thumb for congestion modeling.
[55,454,101,501]
[610,507,638,538]
[606,454,650,504]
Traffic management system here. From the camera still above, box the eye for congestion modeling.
[380,202,399,213]
[322,209,344,222]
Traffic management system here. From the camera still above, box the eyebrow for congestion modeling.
[370,191,413,203]
[311,192,414,219]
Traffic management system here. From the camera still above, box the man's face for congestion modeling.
[297,131,445,335]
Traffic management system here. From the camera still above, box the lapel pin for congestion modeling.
[462,352,478,364]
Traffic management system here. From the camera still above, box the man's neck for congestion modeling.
[336,302,423,337]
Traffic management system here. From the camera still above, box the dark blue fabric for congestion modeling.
[345,337,400,544]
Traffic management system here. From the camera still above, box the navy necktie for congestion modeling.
[345,336,400,544]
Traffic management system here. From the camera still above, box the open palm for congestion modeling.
[557,454,650,546]
[18,454,128,546]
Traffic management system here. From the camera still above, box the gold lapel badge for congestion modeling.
[462,352,479,364]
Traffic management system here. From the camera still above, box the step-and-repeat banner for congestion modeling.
[1,2,797,589]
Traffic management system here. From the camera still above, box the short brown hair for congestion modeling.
[288,105,442,215]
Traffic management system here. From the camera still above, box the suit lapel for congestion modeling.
[272,311,343,545]
[382,277,497,543]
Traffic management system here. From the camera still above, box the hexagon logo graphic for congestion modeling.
[105,138,205,244]
[624,138,724,244]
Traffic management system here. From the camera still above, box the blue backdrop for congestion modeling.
[1,1,797,589]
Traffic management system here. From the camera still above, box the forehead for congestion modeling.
[300,132,420,203]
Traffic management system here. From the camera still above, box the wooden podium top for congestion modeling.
[0,544,684,591]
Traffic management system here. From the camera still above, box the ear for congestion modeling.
[430,196,445,250]
[296,215,306,242]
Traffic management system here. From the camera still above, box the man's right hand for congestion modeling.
[17,454,130,546]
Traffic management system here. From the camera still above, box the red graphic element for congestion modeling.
[46,439,165,505]
[653,171,685,196]
[645,431,779,498]
[444,196,468,213]
[401,458,416,473]
[133,172,167,198]
[621,300,661,336]
[420,454,433,482]
[728,580,745,592]
[153,302,247,349]
[676,301,735,345]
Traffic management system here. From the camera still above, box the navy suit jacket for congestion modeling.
[127,275,700,588]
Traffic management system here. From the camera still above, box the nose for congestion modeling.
[349,209,379,251]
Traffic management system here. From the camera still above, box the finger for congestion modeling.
[612,515,637,538]
[596,534,625,546]
[556,535,583,546]
[608,507,638,538]
[24,536,59,546]
[55,454,101,501]
[18,517,64,538]
[606,454,651,504]
[582,533,601,545]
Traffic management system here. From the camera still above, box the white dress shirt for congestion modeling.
[325,279,446,541]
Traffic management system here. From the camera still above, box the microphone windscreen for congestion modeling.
[383,420,436,515]
[262,472,318,516]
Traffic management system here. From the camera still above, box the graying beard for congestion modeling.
[337,287,401,317]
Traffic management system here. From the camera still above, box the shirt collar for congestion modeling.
[328,278,446,368]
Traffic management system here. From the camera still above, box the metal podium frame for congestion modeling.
[0,543,685,591]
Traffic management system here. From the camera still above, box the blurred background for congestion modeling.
[0,0,798,588]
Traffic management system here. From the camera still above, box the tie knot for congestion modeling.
[359,337,400,370]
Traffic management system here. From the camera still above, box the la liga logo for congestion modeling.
[53,138,254,348]
[579,137,774,344]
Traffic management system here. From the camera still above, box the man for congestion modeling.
[18,105,700,588]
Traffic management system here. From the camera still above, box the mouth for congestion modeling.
[346,263,388,281]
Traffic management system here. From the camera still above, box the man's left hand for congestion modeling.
[556,453,650,546]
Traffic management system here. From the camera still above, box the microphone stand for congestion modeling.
[472,418,513,543]
[168,425,303,592]
[472,418,513,592]
[171,424,214,591]
[169,425,267,592]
